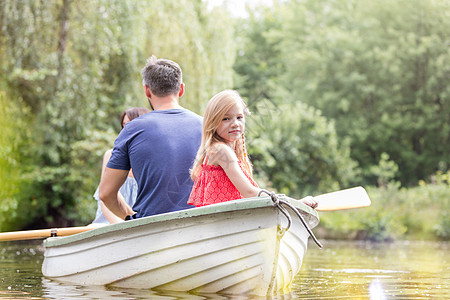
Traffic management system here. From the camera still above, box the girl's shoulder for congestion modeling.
[103,148,113,160]
[208,143,238,166]
[209,142,233,153]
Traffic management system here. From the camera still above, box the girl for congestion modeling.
[188,90,318,208]
[92,107,150,224]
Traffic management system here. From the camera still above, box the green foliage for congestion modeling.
[434,211,450,240]
[428,171,450,240]
[276,0,450,185]
[0,92,18,230]
[247,100,358,197]
[0,91,29,231]
[234,3,359,197]
[235,0,450,186]
[0,0,448,235]
[65,128,118,224]
[0,0,236,229]
[233,3,285,106]
[318,172,450,241]
[369,153,399,188]
[141,0,236,113]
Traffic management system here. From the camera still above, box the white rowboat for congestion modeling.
[42,195,320,296]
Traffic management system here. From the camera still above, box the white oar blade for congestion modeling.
[314,186,371,211]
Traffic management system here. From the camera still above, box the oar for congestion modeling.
[0,225,99,242]
[314,186,371,211]
[0,187,369,241]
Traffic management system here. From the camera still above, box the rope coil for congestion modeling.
[258,189,323,248]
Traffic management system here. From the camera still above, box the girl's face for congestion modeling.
[216,101,245,146]
[122,115,131,128]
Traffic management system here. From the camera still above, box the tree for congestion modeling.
[233,3,285,108]
[0,90,30,231]
[247,100,358,197]
[0,0,236,229]
[234,2,359,196]
[278,0,450,185]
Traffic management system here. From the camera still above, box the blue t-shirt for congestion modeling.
[107,109,202,218]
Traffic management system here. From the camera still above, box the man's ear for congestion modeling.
[178,83,185,98]
[144,85,151,98]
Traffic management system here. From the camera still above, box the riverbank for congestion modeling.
[317,173,450,241]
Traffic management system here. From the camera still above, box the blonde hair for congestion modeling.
[191,89,252,180]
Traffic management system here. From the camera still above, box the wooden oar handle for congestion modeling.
[0,226,95,242]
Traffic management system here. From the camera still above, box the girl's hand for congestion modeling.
[300,196,318,209]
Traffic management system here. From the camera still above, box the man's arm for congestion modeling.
[98,167,135,221]
[100,197,129,224]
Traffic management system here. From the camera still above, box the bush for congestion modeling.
[317,171,450,241]
[246,100,359,198]
[0,91,31,231]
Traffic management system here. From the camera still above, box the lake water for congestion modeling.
[0,240,448,299]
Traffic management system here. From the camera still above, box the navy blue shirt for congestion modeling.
[107,109,202,218]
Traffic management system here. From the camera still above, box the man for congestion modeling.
[99,56,203,222]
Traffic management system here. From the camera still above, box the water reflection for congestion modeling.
[369,279,387,300]
[1,240,449,299]
[41,278,288,299]
[292,240,449,299]
[0,241,44,299]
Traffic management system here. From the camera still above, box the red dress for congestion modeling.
[188,157,258,207]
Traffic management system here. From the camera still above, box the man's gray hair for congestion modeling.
[140,55,183,97]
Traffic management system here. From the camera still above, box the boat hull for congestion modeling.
[42,196,319,296]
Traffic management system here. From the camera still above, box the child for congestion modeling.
[91,107,150,224]
[188,89,318,209]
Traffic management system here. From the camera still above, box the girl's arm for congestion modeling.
[209,143,260,198]
[209,144,319,209]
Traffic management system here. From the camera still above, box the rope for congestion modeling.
[258,189,323,248]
